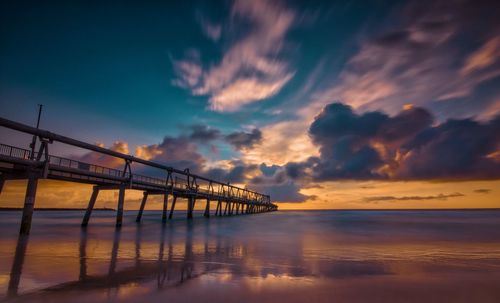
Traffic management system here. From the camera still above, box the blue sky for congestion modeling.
[0,1,392,147]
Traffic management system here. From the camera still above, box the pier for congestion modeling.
[0,117,277,235]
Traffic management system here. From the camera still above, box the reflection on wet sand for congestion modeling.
[1,210,500,302]
[3,219,388,301]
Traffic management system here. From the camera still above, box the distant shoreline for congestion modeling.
[0,207,116,211]
[278,208,500,211]
[0,207,498,212]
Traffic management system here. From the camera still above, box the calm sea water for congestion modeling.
[0,210,499,302]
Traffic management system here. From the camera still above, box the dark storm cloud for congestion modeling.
[291,102,500,181]
[307,103,434,180]
[259,163,280,177]
[364,192,464,202]
[136,136,206,174]
[398,116,500,179]
[225,129,262,150]
[247,164,310,203]
[205,161,258,184]
[188,124,221,142]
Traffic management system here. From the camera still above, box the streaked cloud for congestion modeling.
[172,0,296,112]
[461,37,500,75]
[364,192,465,203]
[309,0,500,118]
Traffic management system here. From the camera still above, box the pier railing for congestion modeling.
[0,116,273,204]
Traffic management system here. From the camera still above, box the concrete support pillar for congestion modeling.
[223,202,229,216]
[162,193,169,223]
[168,195,177,219]
[116,185,125,227]
[82,187,100,226]
[204,198,210,218]
[187,196,194,219]
[19,172,38,235]
[136,192,148,223]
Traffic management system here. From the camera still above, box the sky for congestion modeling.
[1,0,499,209]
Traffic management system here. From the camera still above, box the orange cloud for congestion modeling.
[461,37,500,75]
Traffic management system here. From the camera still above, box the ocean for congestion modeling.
[0,210,499,302]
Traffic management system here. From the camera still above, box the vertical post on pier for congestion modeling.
[162,192,169,223]
[187,196,194,219]
[0,176,5,195]
[204,198,210,218]
[216,200,221,216]
[82,187,99,227]
[168,195,177,219]
[19,172,38,235]
[116,185,125,227]
[223,202,228,216]
[136,192,148,223]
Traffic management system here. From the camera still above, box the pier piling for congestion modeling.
[168,195,177,219]
[19,172,38,235]
[116,185,125,227]
[82,187,99,226]
[0,116,277,233]
[162,193,169,223]
[187,197,194,219]
[136,192,148,223]
[204,198,210,218]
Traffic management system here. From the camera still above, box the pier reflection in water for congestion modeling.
[1,210,500,302]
